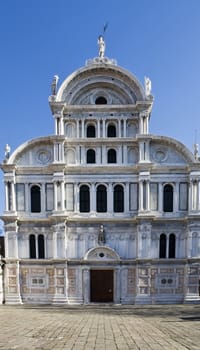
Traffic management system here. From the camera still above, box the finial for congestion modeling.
[51,75,59,95]
[144,76,152,97]
[4,144,11,160]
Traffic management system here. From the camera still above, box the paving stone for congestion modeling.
[0,305,200,349]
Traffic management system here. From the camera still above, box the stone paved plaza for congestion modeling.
[0,305,200,350]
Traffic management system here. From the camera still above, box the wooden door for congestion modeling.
[90,270,113,302]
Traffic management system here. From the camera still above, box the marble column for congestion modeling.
[102,119,106,138]
[97,119,101,138]
[53,231,57,259]
[83,268,90,304]
[118,119,121,138]
[41,183,46,212]
[76,119,80,138]
[5,182,9,211]
[108,183,113,213]
[81,119,85,138]
[124,183,129,213]
[11,182,16,211]
[123,118,127,137]
[54,182,58,211]
[91,183,96,212]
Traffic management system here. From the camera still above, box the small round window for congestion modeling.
[95,96,107,105]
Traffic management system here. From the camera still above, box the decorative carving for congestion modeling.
[84,246,120,261]
[37,149,52,165]
[153,148,168,163]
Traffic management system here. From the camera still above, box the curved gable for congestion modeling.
[7,137,54,167]
[56,64,147,105]
[150,136,195,165]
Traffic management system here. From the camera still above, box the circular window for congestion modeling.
[95,96,107,105]
[161,278,166,284]
[99,252,105,258]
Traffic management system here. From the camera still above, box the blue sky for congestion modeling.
[0,0,200,224]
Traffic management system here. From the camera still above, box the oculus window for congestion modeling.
[95,96,107,105]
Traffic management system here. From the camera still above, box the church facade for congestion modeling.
[1,43,200,305]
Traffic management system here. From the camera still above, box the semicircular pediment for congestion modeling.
[84,246,120,261]
[56,64,147,105]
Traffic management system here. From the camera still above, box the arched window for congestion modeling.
[87,149,96,164]
[114,185,124,212]
[87,125,96,138]
[65,123,75,138]
[163,184,173,212]
[169,233,176,258]
[29,234,36,259]
[95,96,107,105]
[80,185,90,212]
[107,149,116,163]
[31,185,41,213]
[107,124,116,137]
[66,149,75,164]
[159,234,166,258]
[38,234,45,259]
[97,185,107,212]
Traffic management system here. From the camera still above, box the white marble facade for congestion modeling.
[1,54,200,305]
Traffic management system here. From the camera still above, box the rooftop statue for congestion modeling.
[4,144,11,160]
[144,76,152,97]
[98,35,105,58]
[51,75,59,95]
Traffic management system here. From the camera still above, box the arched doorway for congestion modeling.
[84,246,120,303]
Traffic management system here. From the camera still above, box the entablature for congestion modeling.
[49,101,153,116]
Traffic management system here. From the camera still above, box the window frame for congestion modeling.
[107,124,117,138]
[163,184,173,212]
[86,149,96,164]
[96,184,107,212]
[107,149,117,163]
[80,185,90,212]
[86,124,96,138]
[30,184,41,213]
[114,184,124,213]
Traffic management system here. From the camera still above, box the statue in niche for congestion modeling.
[98,35,105,58]
[51,75,59,95]
[144,76,152,96]
[98,225,105,244]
